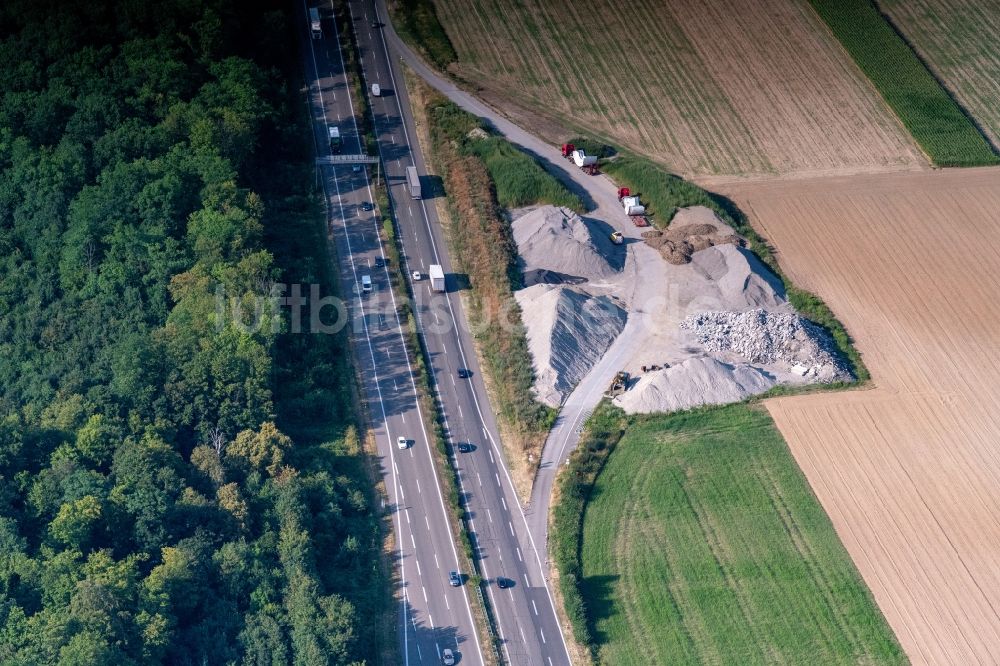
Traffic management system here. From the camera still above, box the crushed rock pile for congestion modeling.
[642,206,741,264]
[614,356,775,414]
[681,308,852,381]
[512,206,621,281]
[516,284,627,407]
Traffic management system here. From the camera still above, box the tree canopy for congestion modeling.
[0,0,382,663]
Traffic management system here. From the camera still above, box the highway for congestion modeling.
[301,0,573,664]
[346,1,573,663]
[299,3,482,664]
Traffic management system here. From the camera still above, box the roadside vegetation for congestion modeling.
[386,0,457,70]
[555,402,906,665]
[0,0,389,663]
[806,0,998,166]
[601,154,867,381]
[419,87,582,487]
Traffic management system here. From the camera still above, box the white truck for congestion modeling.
[571,149,597,167]
[371,83,381,97]
[328,126,341,153]
[621,195,645,216]
[406,165,421,199]
[309,7,322,39]
[429,265,445,292]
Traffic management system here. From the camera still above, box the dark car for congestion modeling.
[496,577,513,589]
[360,201,374,212]
[448,571,462,587]
[374,256,384,268]
[456,442,472,453]
[457,368,471,379]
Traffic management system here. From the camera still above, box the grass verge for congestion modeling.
[600,154,868,381]
[806,0,997,166]
[386,0,458,70]
[558,402,906,665]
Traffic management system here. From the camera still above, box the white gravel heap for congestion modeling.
[516,284,627,407]
[512,206,620,282]
[614,357,775,414]
[681,308,852,381]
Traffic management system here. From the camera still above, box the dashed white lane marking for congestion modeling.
[416,559,421,576]
[415,478,421,494]
[549,658,554,666]
[486,509,493,524]
[428,613,434,629]
[451,374,456,385]
[408,205,413,216]
[434,552,440,569]
[405,509,410,524]
[540,628,547,644]
[523,573,529,586]
[410,534,415,549]
[477,473,482,486]
[516,547,523,562]
[482,426,488,438]
[425,516,430,530]
[422,586,427,602]
[501,496,507,511]
[488,448,495,464]
[458,405,463,418]
[444,595,450,610]
[532,600,538,616]
[495,473,501,486]
[519,626,527,643]
[508,521,515,537]
[400,413,405,423]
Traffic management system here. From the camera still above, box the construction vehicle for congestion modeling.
[561,143,575,159]
[328,126,341,153]
[610,231,624,245]
[406,166,421,199]
[309,7,322,39]
[605,371,629,398]
[429,264,445,292]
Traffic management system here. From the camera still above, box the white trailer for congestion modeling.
[309,7,322,39]
[571,149,597,167]
[429,264,445,292]
[406,166,421,199]
[622,196,646,216]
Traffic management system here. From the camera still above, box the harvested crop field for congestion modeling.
[432,0,926,176]
[882,0,1000,150]
[579,404,904,665]
[721,167,1000,665]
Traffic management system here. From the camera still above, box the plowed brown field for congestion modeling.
[434,0,926,176]
[722,167,1000,665]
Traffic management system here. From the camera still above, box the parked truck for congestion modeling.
[406,165,421,199]
[617,187,648,222]
[429,264,445,292]
[309,7,322,39]
[328,126,341,153]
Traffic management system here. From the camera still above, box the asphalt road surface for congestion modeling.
[301,1,573,664]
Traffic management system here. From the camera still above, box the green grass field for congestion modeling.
[578,404,905,665]
[807,0,998,166]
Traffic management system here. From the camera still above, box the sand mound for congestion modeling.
[643,206,741,264]
[690,244,786,310]
[513,206,620,281]
[681,309,851,381]
[614,356,775,414]
[516,284,627,407]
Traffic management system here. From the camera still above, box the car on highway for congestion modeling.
[352,164,362,173]
[456,442,472,453]
[441,648,455,666]
[496,577,513,589]
[411,270,422,281]
[457,368,471,379]
[374,256,384,268]
[397,436,408,450]
[361,275,372,293]
[360,201,373,211]
[448,571,462,587]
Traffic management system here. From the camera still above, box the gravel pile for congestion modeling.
[681,308,852,381]
[512,206,622,281]
[516,284,627,407]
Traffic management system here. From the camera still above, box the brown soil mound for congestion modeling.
[643,223,741,265]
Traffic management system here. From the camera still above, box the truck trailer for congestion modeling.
[309,8,322,39]
[406,166,421,199]
[429,264,445,292]
[328,126,341,153]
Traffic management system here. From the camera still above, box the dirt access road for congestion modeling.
[722,167,1000,665]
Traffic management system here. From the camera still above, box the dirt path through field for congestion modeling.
[721,167,1000,665]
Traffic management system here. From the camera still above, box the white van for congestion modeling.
[371,83,381,97]
[361,275,372,293]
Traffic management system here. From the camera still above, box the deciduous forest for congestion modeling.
[0,0,384,663]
